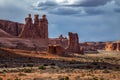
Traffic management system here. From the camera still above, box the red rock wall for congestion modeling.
[0,20,23,36]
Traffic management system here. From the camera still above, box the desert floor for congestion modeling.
[0,48,120,80]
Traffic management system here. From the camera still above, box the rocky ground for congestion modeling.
[0,48,120,80]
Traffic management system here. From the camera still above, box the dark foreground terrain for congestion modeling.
[0,48,120,80]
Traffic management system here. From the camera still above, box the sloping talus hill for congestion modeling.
[0,20,23,36]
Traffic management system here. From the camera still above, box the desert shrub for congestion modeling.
[22,64,26,67]
[102,70,110,73]
[81,73,86,77]
[50,63,56,66]
[3,64,7,68]
[58,78,64,80]
[64,76,69,80]
[2,69,7,72]
[100,77,105,80]
[51,66,56,69]
[14,77,21,80]
[27,63,33,67]
[28,57,32,60]
[33,78,43,80]
[93,62,98,65]
[0,77,3,80]
[112,74,116,79]
[38,66,46,70]
[90,77,98,80]
[102,66,107,69]
[43,64,48,66]
[74,76,81,80]
[18,72,26,76]
[96,65,101,69]
[23,68,32,73]
[58,76,70,80]
[113,67,120,71]
[86,65,93,69]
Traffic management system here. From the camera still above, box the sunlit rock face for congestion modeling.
[105,42,120,51]
[19,14,48,39]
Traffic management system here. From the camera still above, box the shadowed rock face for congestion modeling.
[19,14,48,39]
[0,20,23,36]
[105,42,120,51]
[48,45,65,55]
[67,32,82,54]
[0,29,14,38]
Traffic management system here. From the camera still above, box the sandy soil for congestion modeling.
[0,48,120,80]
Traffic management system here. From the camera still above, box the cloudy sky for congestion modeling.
[0,0,120,42]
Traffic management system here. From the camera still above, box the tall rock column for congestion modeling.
[42,14,48,39]
[19,14,34,38]
[67,32,81,53]
[34,14,39,25]
[19,14,49,39]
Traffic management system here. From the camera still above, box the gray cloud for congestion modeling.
[0,0,28,22]
[66,0,112,7]
[47,7,105,16]
[114,8,120,13]
[115,0,120,6]
[48,7,81,15]
[36,1,57,7]
[33,0,114,16]
[84,8,105,15]
[0,0,120,42]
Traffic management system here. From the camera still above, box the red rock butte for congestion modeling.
[19,14,48,39]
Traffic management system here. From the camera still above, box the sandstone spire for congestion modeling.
[34,14,39,25]
[67,32,82,54]
[19,14,48,39]
[41,14,48,39]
